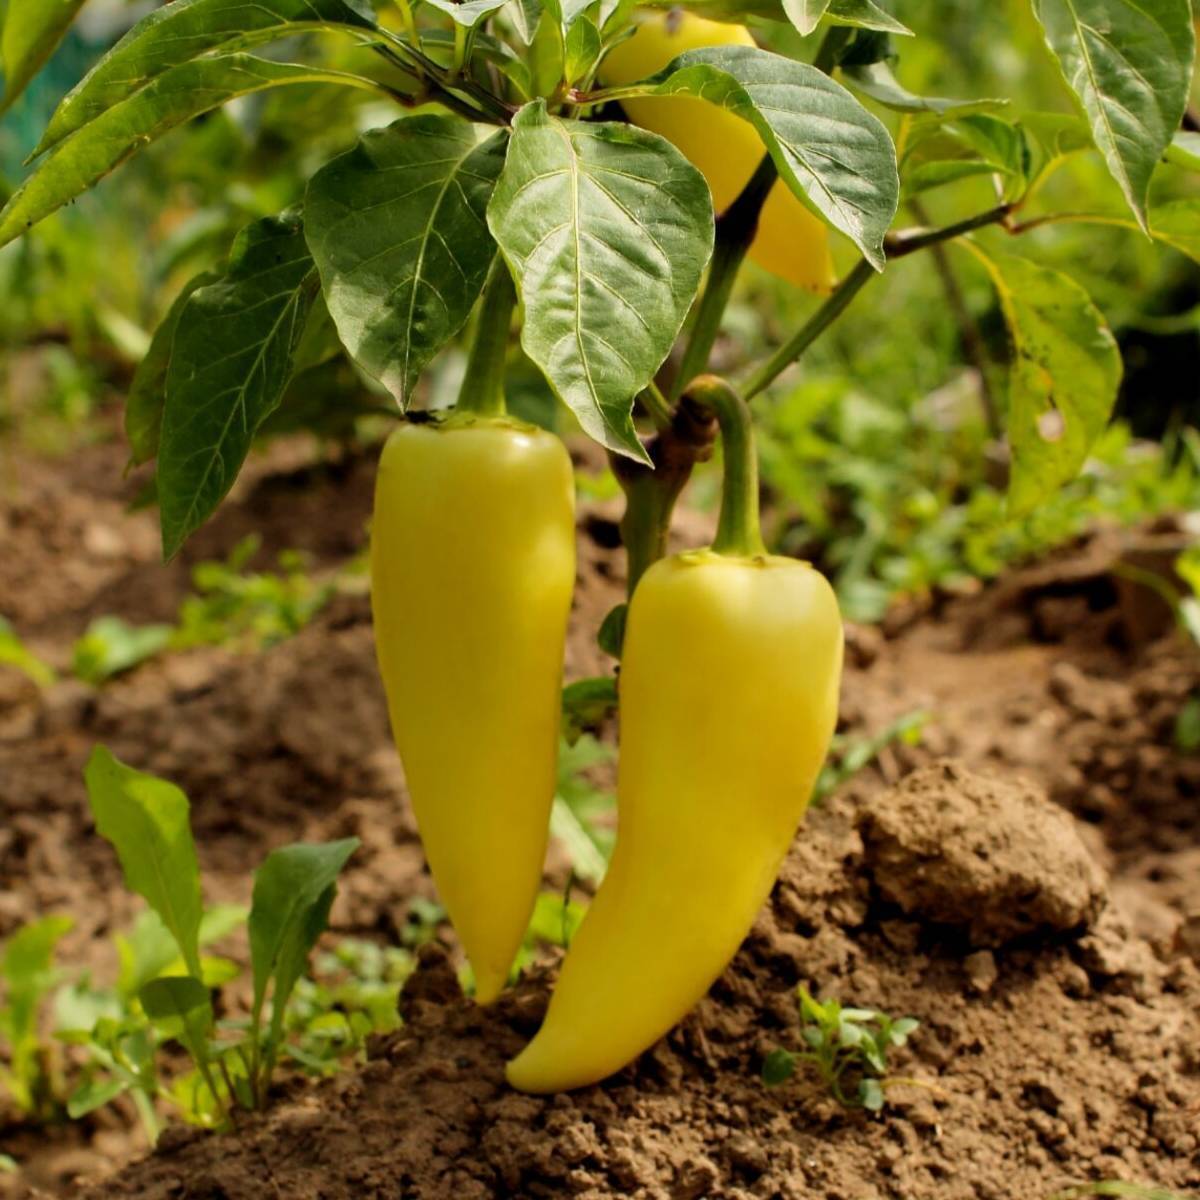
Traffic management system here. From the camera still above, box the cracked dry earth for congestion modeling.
[1,429,1199,1198]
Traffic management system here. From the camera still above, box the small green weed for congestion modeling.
[0,915,74,1121]
[81,746,359,1127]
[0,617,56,688]
[173,535,335,652]
[763,986,920,1112]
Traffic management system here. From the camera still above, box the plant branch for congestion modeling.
[611,403,718,596]
[457,257,517,417]
[372,26,515,122]
[743,203,1015,400]
[674,155,777,400]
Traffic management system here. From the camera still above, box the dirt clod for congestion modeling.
[858,760,1107,946]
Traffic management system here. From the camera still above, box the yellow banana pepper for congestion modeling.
[507,378,843,1092]
[599,10,835,293]
[371,268,576,1005]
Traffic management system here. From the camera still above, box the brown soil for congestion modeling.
[2,421,1199,1199]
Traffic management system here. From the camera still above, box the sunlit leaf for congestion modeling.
[843,60,1004,115]
[305,117,507,405]
[1031,0,1194,230]
[488,102,713,458]
[634,45,898,268]
[966,246,1121,514]
[1166,131,1200,172]
[0,0,88,115]
[783,0,831,36]
[0,55,378,249]
[424,0,510,25]
[32,0,375,156]
[825,0,911,35]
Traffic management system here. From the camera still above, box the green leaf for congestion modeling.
[117,904,248,998]
[138,976,213,1063]
[509,0,544,44]
[71,617,172,685]
[561,676,618,744]
[1151,198,1200,264]
[0,0,89,115]
[1020,110,1095,185]
[424,0,510,25]
[636,45,899,269]
[66,1077,127,1119]
[305,117,507,406]
[126,271,222,467]
[158,212,321,560]
[248,839,359,1044]
[564,14,601,84]
[550,798,610,883]
[762,1048,798,1086]
[488,102,712,459]
[901,116,1027,198]
[1030,0,1195,230]
[967,248,1121,515]
[783,0,831,36]
[0,55,377,249]
[84,746,204,978]
[825,0,912,35]
[843,60,1004,115]
[1174,695,1200,750]
[32,0,375,157]
[1,916,73,1051]
[597,602,627,658]
[1166,130,1200,172]
[858,1077,885,1110]
[0,616,55,687]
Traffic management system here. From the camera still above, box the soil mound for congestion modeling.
[73,763,1200,1200]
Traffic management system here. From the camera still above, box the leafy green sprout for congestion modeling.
[82,745,360,1127]
[763,986,920,1112]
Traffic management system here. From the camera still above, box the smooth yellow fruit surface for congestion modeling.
[507,550,843,1092]
[599,11,835,292]
[371,416,576,1004]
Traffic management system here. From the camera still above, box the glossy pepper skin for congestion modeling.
[507,549,843,1092]
[599,10,835,293]
[371,415,576,1004]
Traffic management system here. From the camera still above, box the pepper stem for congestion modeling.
[683,375,766,559]
[456,256,516,416]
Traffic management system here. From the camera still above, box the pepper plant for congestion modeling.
[2,0,1197,1097]
[1,0,1195,559]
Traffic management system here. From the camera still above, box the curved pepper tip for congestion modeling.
[504,1045,562,1095]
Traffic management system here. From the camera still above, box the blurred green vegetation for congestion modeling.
[1,0,1197,624]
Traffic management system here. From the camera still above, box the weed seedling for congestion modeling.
[83,745,359,1126]
[763,986,920,1112]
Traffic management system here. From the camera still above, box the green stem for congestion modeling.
[742,203,1015,400]
[684,376,765,558]
[638,380,674,429]
[742,258,874,400]
[456,258,516,417]
[612,401,718,595]
[674,155,777,399]
[813,24,852,73]
[374,26,514,123]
